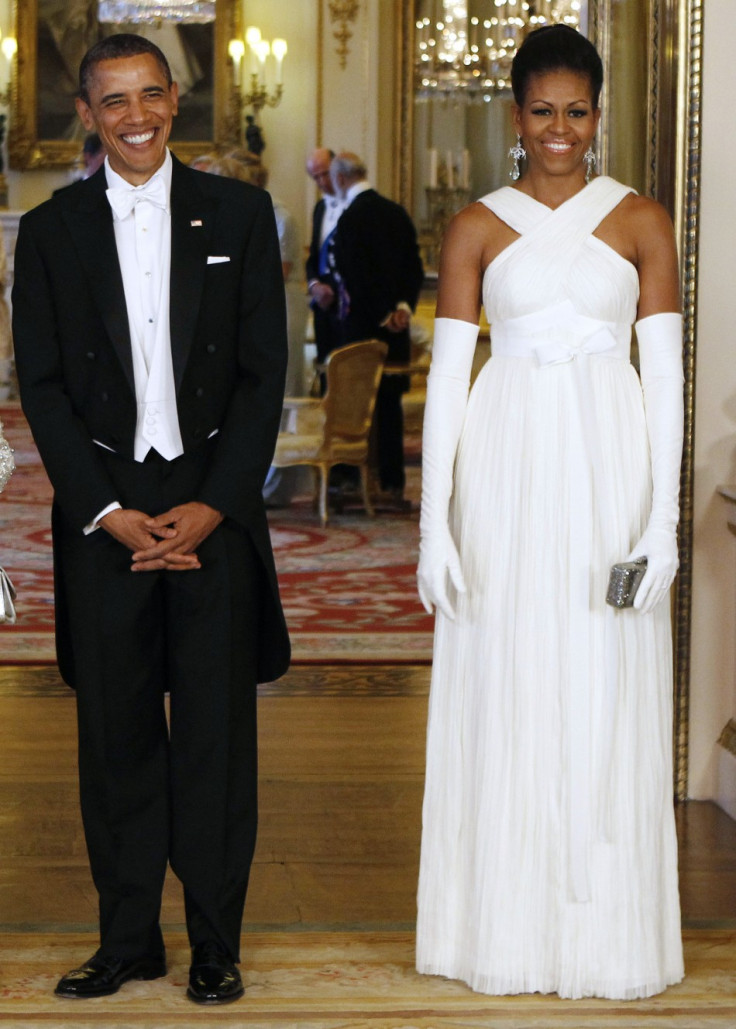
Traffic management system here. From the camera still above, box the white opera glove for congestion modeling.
[417,317,479,619]
[627,312,684,614]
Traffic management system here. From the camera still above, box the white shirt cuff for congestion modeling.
[83,501,122,535]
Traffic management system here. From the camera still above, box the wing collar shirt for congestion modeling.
[106,149,184,464]
[319,193,344,245]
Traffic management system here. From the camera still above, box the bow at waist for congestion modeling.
[491,300,631,366]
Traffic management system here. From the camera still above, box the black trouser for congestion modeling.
[375,374,408,492]
[56,448,260,962]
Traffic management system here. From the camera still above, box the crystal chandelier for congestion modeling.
[415,0,582,102]
[98,1,216,24]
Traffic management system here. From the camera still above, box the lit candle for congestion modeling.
[272,38,287,85]
[446,150,454,188]
[245,25,261,76]
[228,39,245,88]
[1,33,17,72]
[256,39,270,67]
[428,148,438,188]
[461,149,470,189]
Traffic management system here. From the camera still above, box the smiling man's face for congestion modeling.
[75,52,178,186]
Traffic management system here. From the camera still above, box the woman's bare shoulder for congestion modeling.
[442,199,515,262]
[618,192,674,235]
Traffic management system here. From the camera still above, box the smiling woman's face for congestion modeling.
[75,53,179,186]
[512,69,600,181]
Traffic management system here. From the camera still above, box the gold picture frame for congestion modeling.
[397,0,702,799]
[8,0,238,169]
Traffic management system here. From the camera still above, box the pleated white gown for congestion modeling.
[416,178,684,1000]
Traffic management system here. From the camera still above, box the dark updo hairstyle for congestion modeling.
[79,33,173,104]
[511,24,603,109]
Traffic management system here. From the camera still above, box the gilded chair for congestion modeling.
[272,339,388,525]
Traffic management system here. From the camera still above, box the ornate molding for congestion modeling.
[328,0,360,69]
[673,0,702,802]
[397,2,413,208]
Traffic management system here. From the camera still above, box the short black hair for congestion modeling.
[78,33,173,104]
[511,25,603,108]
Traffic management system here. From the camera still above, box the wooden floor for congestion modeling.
[1,662,735,932]
[1,663,735,1026]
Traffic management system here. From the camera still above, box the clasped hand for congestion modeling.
[385,308,411,333]
[311,282,335,311]
[100,501,224,571]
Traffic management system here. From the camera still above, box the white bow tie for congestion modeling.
[106,175,168,220]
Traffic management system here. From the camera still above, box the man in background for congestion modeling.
[305,147,343,367]
[328,152,424,503]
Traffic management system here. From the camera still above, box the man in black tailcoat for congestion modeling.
[12,34,289,1006]
[328,152,424,500]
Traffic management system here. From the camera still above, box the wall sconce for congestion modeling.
[228,26,286,118]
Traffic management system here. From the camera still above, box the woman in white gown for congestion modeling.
[416,25,684,1000]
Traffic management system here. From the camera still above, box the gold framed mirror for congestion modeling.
[9,0,238,169]
[397,0,702,798]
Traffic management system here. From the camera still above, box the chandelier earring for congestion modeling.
[584,146,597,183]
[508,136,526,181]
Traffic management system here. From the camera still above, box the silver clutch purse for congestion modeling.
[606,557,647,608]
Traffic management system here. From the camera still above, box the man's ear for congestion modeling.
[170,81,179,117]
[75,97,95,133]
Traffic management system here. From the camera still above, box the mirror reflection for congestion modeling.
[411,1,587,269]
[408,1,651,272]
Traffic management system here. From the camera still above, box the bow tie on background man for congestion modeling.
[106,174,168,220]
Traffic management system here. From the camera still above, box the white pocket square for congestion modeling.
[207,255,230,264]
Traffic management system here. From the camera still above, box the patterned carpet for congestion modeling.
[1,930,735,1027]
[0,404,432,664]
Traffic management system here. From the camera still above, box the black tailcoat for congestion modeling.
[13,156,290,685]
[330,188,424,361]
[329,188,424,490]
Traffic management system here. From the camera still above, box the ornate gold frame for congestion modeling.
[397,0,702,799]
[8,0,238,169]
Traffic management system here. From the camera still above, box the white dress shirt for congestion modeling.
[319,193,344,245]
[85,151,183,534]
[106,150,183,463]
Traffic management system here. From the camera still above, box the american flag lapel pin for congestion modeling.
[190,219,203,227]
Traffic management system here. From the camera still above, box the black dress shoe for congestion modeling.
[187,941,244,1005]
[54,951,167,998]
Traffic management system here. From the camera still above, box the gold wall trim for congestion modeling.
[317,0,324,147]
[328,0,360,70]
[396,1,413,207]
[672,0,702,802]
